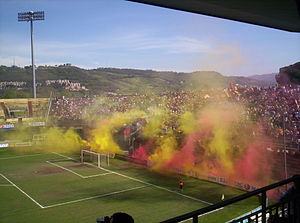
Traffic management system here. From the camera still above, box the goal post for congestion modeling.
[80,149,111,167]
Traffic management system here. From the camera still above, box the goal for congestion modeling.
[80,149,111,167]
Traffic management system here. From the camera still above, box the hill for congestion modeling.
[276,62,300,85]
[0,65,273,97]
[249,73,277,86]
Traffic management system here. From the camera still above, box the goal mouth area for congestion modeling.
[47,158,95,169]
[80,150,114,168]
[47,158,75,164]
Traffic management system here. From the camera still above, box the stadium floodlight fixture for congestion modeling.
[18,11,45,98]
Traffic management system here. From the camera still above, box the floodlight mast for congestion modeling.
[18,11,44,98]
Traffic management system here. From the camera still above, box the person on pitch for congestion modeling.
[179,178,184,192]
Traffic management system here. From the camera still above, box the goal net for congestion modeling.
[80,149,112,167]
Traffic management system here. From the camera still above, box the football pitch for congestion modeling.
[0,148,260,223]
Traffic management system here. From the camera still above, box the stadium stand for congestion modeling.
[48,88,300,222]
[0,98,50,120]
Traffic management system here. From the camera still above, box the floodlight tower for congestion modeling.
[18,11,44,98]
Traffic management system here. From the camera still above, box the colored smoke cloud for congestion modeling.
[130,102,275,187]
[5,125,82,154]
[41,127,82,153]
[86,109,146,154]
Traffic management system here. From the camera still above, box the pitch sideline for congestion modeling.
[43,185,148,209]
[0,173,44,208]
[53,152,214,205]
[0,173,151,209]
[0,152,216,209]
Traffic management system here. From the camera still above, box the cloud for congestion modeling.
[0,31,245,74]
[115,33,210,53]
[0,30,213,68]
[0,56,30,67]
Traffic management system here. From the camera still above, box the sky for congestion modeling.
[0,0,299,76]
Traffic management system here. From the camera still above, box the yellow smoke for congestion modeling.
[196,102,246,174]
[179,111,197,134]
[142,107,167,139]
[88,109,145,154]
[42,127,82,153]
[6,125,82,154]
[149,132,178,171]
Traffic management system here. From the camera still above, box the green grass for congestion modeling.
[0,148,260,223]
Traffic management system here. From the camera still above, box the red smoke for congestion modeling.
[131,141,152,161]
[130,108,276,188]
[234,140,275,186]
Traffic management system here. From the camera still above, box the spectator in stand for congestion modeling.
[228,84,300,149]
[50,86,300,150]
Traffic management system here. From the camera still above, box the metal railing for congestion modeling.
[160,175,300,223]
[228,195,300,223]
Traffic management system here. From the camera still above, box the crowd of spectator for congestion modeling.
[227,84,300,149]
[50,84,300,149]
[49,89,224,120]
[50,96,94,120]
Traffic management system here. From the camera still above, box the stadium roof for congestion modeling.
[128,0,300,32]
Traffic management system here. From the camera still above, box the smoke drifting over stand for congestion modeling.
[79,94,276,188]
[127,102,275,187]
[5,91,277,189]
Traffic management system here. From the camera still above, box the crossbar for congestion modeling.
[81,149,110,167]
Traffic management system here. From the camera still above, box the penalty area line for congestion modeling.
[0,173,44,208]
[47,158,73,162]
[46,160,113,178]
[52,152,74,160]
[46,161,85,178]
[82,159,213,205]
[53,152,213,205]
[83,173,112,178]
[43,185,148,209]
[0,173,147,209]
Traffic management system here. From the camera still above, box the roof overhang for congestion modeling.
[128,0,300,32]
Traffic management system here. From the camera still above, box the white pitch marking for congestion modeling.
[0,173,44,208]
[46,161,84,178]
[107,169,213,204]
[46,160,112,178]
[0,184,14,186]
[53,152,213,205]
[0,172,149,209]
[179,208,224,222]
[0,153,45,160]
[0,152,213,210]
[47,158,72,162]
[52,152,72,160]
[43,185,148,209]
[83,160,212,204]
[83,173,112,178]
